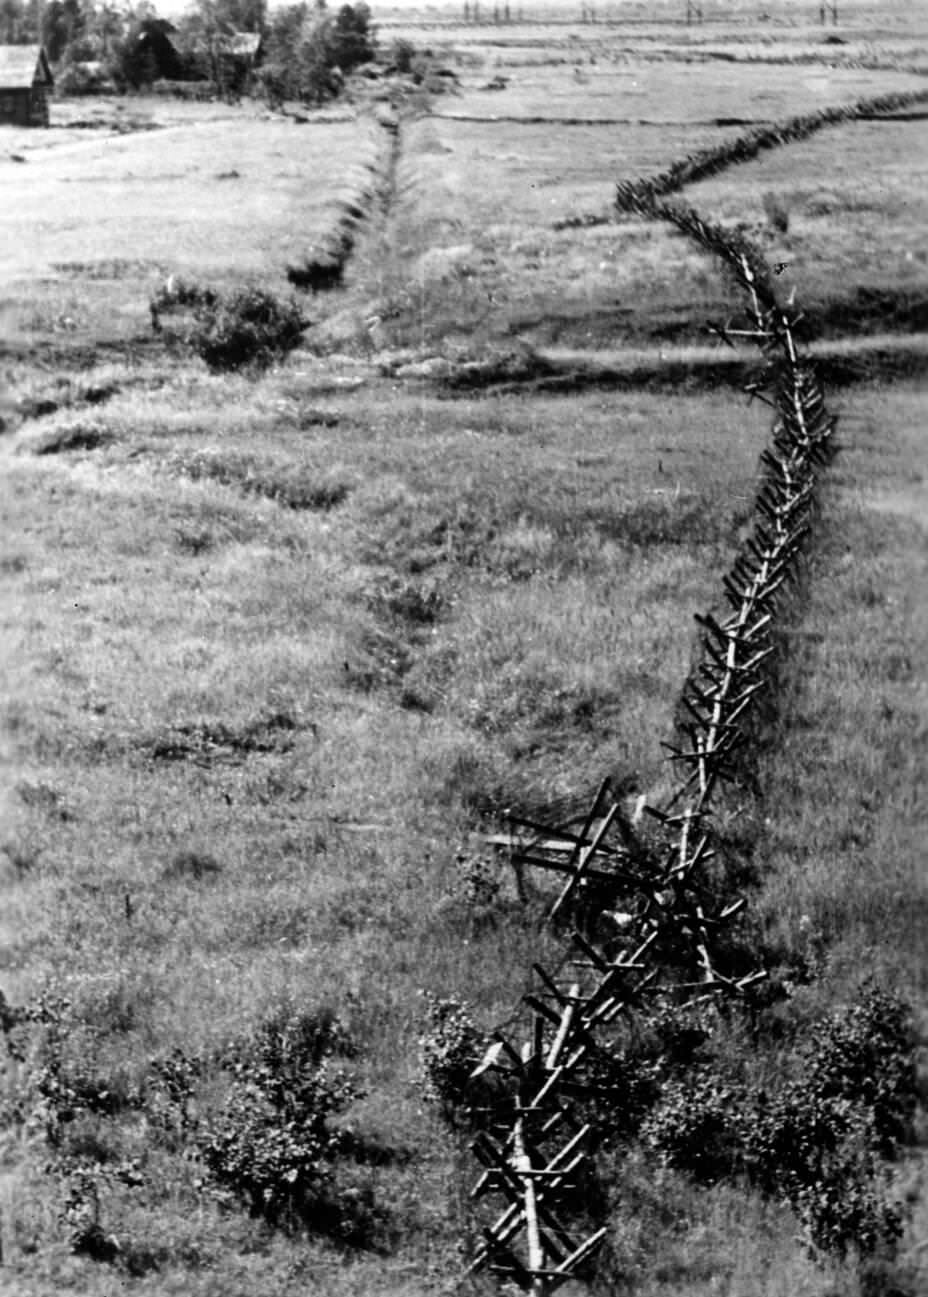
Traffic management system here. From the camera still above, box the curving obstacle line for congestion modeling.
[462,179,838,1296]
[553,86,928,231]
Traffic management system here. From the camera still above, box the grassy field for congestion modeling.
[0,100,387,348]
[1,4,926,1294]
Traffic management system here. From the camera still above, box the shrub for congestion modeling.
[150,280,307,372]
[149,276,217,333]
[418,992,488,1126]
[641,1071,744,1183]
[260,2,376,106]
[639,985,916,1259]
[190,288,306,372]
[145,1047,203,1145]
[195,1006,359,1226]
[799,984,916,1156]
[62,1167,120,1263]
[390,37,415,73]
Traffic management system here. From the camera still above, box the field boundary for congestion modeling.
[287,107,399,292]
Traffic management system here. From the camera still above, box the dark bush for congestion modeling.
[189,288,307,372]
[638,985,915,1259]
[150,280,307,372]
[799,984,916,1156]
[762,190,791,235]
[149,276,218,333]
[642,1071,744,1183]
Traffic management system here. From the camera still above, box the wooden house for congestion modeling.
[211,30,263,94]
[0,45,53,127]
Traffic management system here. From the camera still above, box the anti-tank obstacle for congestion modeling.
[464,179,837,1294]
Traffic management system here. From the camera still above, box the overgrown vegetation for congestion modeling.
[0,991,367,1260]
[419,979,917,1264]
[640,985,915,1258]
[150,278,307,371]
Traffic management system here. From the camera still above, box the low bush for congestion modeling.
[390,37,415,74]
[417,993,488,1127]
[637,985,916,1259]
[171,449,351,512]
[150,280,307,372]
[195,1005,360,1226]
[189,288,307,373]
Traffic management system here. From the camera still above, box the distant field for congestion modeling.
[442,59,927,119]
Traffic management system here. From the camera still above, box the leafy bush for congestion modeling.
[641,1072,744,1184]
[639,986,916,1259]
[800,984,916,1156]
[195,288,307,372]
[150,279,307,372]
[149,276,218,331]
[418,992,488,1126]
[195,1006,359,1225]
[62,1167,120,1263]
[145,1048,203,1146]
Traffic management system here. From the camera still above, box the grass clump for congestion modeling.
[30,418,114,455]
[171,448,352,512]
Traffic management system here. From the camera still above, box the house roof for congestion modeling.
[0,45,53,89]
[225,32,261,58]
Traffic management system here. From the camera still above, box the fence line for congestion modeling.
[461,177,838,1295]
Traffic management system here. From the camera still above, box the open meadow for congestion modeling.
[1,4,926,1295]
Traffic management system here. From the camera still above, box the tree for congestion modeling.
[41,0,86,63]
[257,0,374,106]
[0,0,29,44]
[329,3,374,72]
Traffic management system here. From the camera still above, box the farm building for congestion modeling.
[0,45,53,127]
[131,20,186,83]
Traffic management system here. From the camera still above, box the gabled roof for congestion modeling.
[0,45,53,89]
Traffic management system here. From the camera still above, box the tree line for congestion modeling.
[0,0,377,104]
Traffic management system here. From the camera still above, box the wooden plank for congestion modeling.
[549,804,620,924]
[552,1225,609,1275]
[545,985,579,1069]
[512,1109,545,1294]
